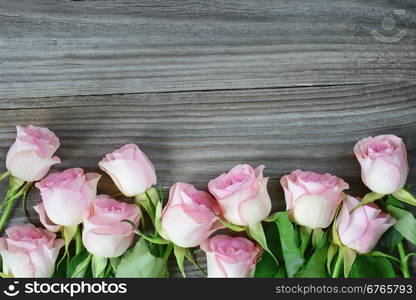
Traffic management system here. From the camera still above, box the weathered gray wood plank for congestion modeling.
[0,82,415,276]
[0,0,415,98]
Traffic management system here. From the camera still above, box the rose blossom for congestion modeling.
[354,134,408,194]
[280,170,349,229]
[82,195,141,258]
[99,143,157,197]
[33,203,61,233]
[336,195,396,254]
[208,164,271,226]
[0,224,64,277]
[200,235,262,278]
[6,125,61,182]
[35,168,101,227]
[161,182,222,248]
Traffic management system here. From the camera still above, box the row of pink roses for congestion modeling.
[0,125,410,277]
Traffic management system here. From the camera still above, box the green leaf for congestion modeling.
[295,244,329,278]
[145,186,161,207]
[57,225,78,267]
[121,219,169,245]
[173,244,186,278]
[343,247,356,278]
[276,211,304,277]
[92,255,108,278]
[274,266,287,278]
[253,222,283,278]
[139,232,170,245]
[377,227,403,254]
[311,228,324,249]
[327,243,339,275]
[218,218,246,232]
[109,257,120,272]
[63,225,77,253]
[162,243,174,262]
[184,248,206,276]
[366,251,400,264]
[67,251,92,278]
[135,192,155,222]
[155,201,167,239]
[264,212,280,222]
[351,192,384,212]
[254,252,278,278]
[0,272,11,278]
[299,226,312,257]
[350,255,396,278]
[386,194,405,209]
[387,205,416,244]
[392,189,416,206]
[8,175,25,192]
[248,222,278,264]
[115,239,167,278]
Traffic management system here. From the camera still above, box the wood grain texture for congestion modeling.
[0,0,415,98]
[0,0,415,277]
[0,82,415,276]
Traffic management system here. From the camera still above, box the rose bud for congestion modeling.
[354,134,409,194]
[35,168,101,227]
[82,195,141,258]
[161,182,222,248]
[6,125,61,182]
[336,195,396,254]
[280,170,349,229]
[201,234,262,278]
[0,224,64,277]
[208,164,271,226]
[99,143,157,197]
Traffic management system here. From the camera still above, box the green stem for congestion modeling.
[331,248,344,278]
[0,181,32,232]
[397,241,410,278]
[75,227,82,255]
[0,196,16,233]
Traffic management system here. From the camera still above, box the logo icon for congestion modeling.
[371,9,407,43]
[3,281,20,297]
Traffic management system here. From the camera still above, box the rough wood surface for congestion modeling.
[0,0,415,277]
[0,82,415,276]
[0,0,415,98]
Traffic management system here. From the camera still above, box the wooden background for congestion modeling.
[0,0,415,277]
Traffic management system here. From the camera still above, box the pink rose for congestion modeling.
[6,125,61,182]
[33,203,61,233]
[201,235,262,278]
[208,164,271,226]
[281,170,349,229]
[82,195,141,258]
[336,195,396,254]
[354,134,409,194]
[35,168,101,227]
[0,224,64,277]
[99,144,157,197]
[161,182,222,248]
